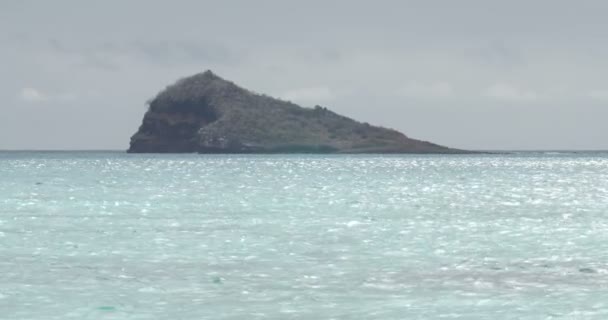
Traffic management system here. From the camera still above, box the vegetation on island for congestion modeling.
[128,70,467,154]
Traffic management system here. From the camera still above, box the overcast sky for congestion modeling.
[1,0,607,150]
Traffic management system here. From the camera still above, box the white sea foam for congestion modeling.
[345,220,363,228]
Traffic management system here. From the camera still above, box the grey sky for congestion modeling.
[1,0,607,150]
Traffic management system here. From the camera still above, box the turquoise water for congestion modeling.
[1,152,608,319]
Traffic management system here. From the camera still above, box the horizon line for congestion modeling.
[1,149,607,153]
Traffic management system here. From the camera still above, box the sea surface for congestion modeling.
[1,151,608,319]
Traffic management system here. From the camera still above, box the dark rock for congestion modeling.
[128,70,471,154]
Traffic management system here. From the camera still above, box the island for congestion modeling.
[128,70,468,153]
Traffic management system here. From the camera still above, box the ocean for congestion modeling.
[1,151,607,319]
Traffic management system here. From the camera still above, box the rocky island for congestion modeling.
[128,71,467,153]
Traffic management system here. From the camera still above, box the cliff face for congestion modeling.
[128,71,467,154]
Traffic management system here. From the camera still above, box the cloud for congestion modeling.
[484,83,539,101]
[133,41,235,65]
[18,87,77,103]
[43,39,237,71]
[19,88,48,102]
[397,82,453,98]
[280,86,334,103]
[588,90,608,101]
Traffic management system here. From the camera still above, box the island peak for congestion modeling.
[128,72,469,154]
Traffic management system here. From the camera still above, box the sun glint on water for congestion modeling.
[1,152,608,319]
